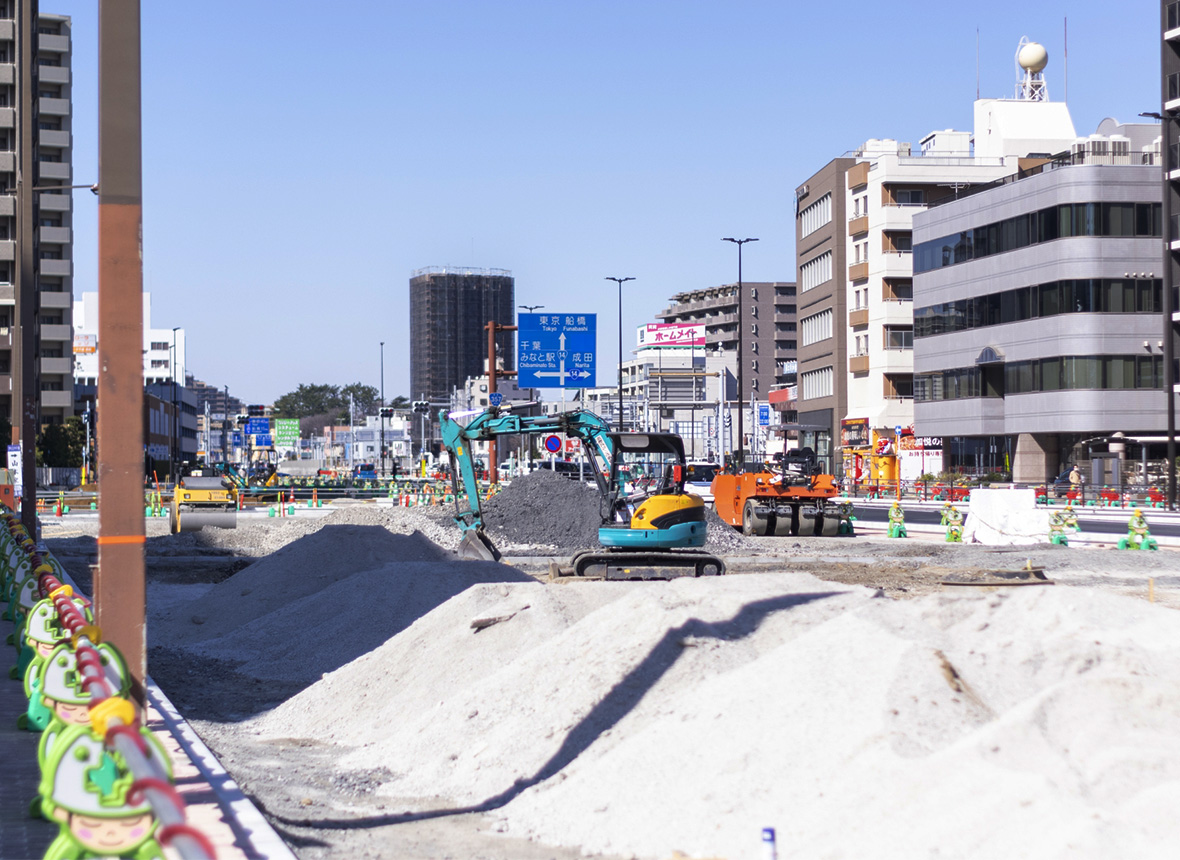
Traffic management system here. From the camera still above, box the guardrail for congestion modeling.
[840,478,1173,509]
[1,510,217,859]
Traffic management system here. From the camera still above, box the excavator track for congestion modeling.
[549,548,725,581]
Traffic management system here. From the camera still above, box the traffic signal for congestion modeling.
[413,400,430,414]
[379,407,394,418]
[247,404,266,417]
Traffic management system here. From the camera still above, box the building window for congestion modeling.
[149,341,169,350]
[800,251,832,293]
[894,189,925,206]
[801,309,833,346]
[884,326,913,350]
[801,366,833,400]
[800,193,832,238]
[915,201,1163,273]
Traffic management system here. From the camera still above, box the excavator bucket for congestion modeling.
[459,529,501,562]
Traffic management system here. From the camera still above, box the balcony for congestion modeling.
[0,108,14,129]
[847,161,870,189]
[0,152,12,172]
[847,214,868,236]
[880,252,913,279]
[40,259,71,277]
[0,66,12,86]
[40,390,72,409]
[38,34,70,54]
[39,356,71,374]
[0,20,13,40]
[38,97,69,117]
[39,161,70,182]
[880,348,914,374]
[38,65,69,86]
[880,301,912,326]
[848,261,869,281]
[39,194,70,212]
[41,323,72,341]
[39,129,70,148]
[0,241,13,261]
[39,291,71,309]
[38,226,70,244]
[881,205,918,231]
[850,354,870,374]
[848,308,869,328]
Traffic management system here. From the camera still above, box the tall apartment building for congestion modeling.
[794,158,855,476]
[912,129,1166,481]
[657,281,797,454]
[409,266,515,450]
[0,6,74,426]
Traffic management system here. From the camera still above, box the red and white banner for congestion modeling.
[639,323,705,348]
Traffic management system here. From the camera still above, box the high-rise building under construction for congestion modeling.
[409,266,516,410]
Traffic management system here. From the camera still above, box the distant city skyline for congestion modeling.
[51,0,1157,403]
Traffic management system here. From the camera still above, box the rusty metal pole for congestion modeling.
[95,0,146,703]
[13,0,38,536]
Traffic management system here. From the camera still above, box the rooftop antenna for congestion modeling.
[976,27,980,100]
[1064,18,1068,103]
[1015,36,1049,101]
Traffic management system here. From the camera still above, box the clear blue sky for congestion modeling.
[54,0,1157,404]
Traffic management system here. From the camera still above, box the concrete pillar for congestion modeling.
[1012,433,1057,483]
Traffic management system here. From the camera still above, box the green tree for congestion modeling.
[340,383,379,417]
[389,395,410,410]
[37,417,85,467]
[272,383,343,419]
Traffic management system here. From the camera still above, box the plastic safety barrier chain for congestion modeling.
[1,510,217,860]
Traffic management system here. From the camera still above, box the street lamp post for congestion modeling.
[171,326,180,482]
[519,304,544,313]
[379,341,386,478]
[722,237,758,468]
[605,277,635,431]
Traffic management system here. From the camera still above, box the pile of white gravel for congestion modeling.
[227,569,1180,860]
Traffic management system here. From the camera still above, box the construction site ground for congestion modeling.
[23,473,1180,860]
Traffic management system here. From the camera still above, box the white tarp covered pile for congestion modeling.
[963,488,1050,545]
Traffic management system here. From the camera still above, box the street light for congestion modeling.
[380,341,386,478]
[171,326,180,482]
[519,304,544,313]
[605,277,635,431]
[722,237,758,467]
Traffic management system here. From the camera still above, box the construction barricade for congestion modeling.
[0,509,218,860]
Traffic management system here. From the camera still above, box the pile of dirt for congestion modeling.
[484,470,604,551]
[244,577,1180,860]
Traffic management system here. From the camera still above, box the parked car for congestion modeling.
[535,460,589,480]
[684,462,720,504]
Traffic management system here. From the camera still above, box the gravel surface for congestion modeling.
[37,498,1180,860]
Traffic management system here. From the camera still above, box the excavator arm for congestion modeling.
[439,407,616,561]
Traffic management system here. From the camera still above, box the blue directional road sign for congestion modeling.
[758,403,771,426]
[245,418,270,435]
[517,313,596,389]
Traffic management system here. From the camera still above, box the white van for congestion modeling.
[684,462,720,504]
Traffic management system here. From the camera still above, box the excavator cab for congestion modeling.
[600,432,707,550]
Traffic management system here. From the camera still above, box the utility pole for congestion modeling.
[379,341,386,478]
[13,0,38,537]
[485,319,518,485]
[95,0,147,701]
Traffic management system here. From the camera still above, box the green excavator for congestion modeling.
[439,407,724,580]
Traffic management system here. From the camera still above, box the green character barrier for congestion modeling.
[1117,508,1159,551]
[39,723,171,860]
[14,594,93,682]
[941,503,963,543]
[1048,505,1080,546]
[886,501,907,539]
[25,641,130,740]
